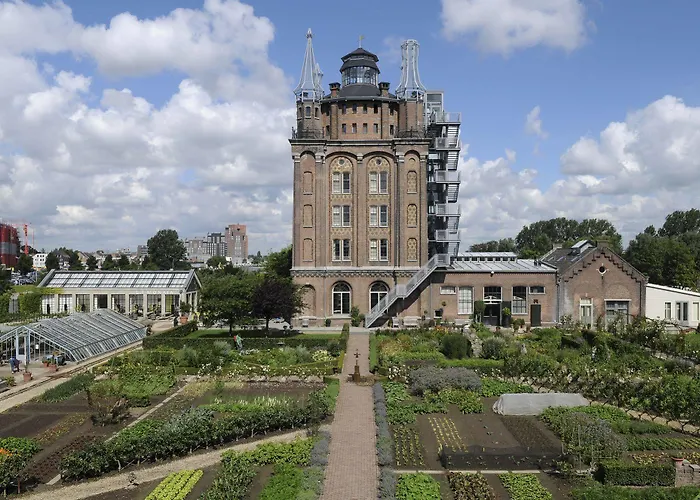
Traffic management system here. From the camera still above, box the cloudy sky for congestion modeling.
[0,0,698,254]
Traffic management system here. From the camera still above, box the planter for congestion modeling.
[23,372,32,383]
[48,364,58,373]
[673,457,685,469]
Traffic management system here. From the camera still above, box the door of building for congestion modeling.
[483,304,500,326]
[530,304,542,327]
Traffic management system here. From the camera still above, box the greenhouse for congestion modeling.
[0,309,146,363]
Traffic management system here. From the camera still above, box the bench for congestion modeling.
[402,317,419,328]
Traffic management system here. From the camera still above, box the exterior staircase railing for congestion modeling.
[365,254,451,327]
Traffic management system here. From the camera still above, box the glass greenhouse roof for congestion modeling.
[40,270,195,290]
[0,309,146,362]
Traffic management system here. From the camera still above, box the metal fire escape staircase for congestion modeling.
[365,253,451,327]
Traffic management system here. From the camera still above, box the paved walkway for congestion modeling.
[321,333,378,500]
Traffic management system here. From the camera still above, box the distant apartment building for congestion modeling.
[205,232,227,257]
[225,224,248,265]
[136,245,148,259]
[33,253,48,270]
[185,232,229,263]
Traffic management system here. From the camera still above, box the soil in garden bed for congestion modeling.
[246,464,274,500]
[537,472,573,500]
[484,473,512,499]
[500,415,563,453]
[453,399,522,450]
[80,478,162,500]
[24,434,100,484]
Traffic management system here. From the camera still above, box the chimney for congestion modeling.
[596,239,610,250]
[329,82,340,98]
[379,82,390,97]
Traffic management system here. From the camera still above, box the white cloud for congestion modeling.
[0,0,295,253]
[441,0,590,55]
[525,105,548,139]
[458,95,700,247]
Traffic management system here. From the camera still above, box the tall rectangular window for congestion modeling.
[389,125,395,135]
[373,123,379,133]
[332,172,341,194]
[694,302,700,322]
[352,103,357,113]
[512,286,527,315]
[362,123,368,134]
[369,206,378,227]
[379,205,389,227]
[379,239,389,261]
[342,124,346,133]
[677,302,689,321]
[369,240,378,261]
[458,287,473,315]
[342,104,346,114]
[351,123,357,134]
[374,104,379,113]
[606,301,629,325]
[332,239,351,261]
[342,172,350,193]
[379,172,388,193]
[332,206,351,227]
[363,104,368,114]
[369,172,378,194]
[664,302,672,320]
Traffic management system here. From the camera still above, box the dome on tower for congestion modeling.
[338,47,380,97]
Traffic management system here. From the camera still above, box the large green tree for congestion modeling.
[101,254,116,270]
[252,275,304,330]
[264,245,292,279]
[469,238,517,252]
[16,254,33,275]
[147,229,188,270]
[199,272,259,333]
[117,254,131,269]
[206,256,227,269]
[68,251,84,270]
[659,209,700,237]
[515,217,622,258]
[45,252,60,271]
[86,255,98,271]
[662,239,698,288]
[625,232,666,284]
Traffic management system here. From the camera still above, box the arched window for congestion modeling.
[369,282,389,310]
[332,282,351,315]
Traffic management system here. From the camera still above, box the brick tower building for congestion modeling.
[290,31,463,326]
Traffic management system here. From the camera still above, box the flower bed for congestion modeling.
[498,473,552,500]
[145,469,203,500]
[0,437,40,494]
[447,472,497,500]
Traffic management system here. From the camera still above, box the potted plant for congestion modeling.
[23,362,32,383]
[324,318,331,327]
[48,358,58,372]
[502,307,512,328]
[473,301,485,324]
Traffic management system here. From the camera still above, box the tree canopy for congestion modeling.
[199,272,259,333]
[86,255,98,271]
[469,238,516,253]
[45,252,59,271]
[16,254,33,275]
[252,275,304,330]
[514,218,623,258]
[147,229,188,270]
[263,245,292,279]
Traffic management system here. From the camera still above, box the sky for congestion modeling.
[1,0,699,254]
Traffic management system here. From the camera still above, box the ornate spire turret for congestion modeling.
[294,29,323,101]
[396,39,426,100]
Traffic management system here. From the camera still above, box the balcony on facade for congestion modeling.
[431,229,461,242]
[430,111,461,124]
[434,136,461,150]
[431,170,460,184]
[291,128,325,140]
[429,203,461,217]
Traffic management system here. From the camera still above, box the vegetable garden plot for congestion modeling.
[500,415,564,452]
[145,469,203,500]
[440,444,564,470]
[428,415,467,452]
[627,437,700,451]
[392,425,426,467]
[25,435,99,484]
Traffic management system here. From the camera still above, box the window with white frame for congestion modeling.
[369,172,378,194]
[440,286,456,295]
[332,172,350,194]
[693,302,699,322]
[379,172,388,193]
[512,286,527,315]
[332,239,351,261]
[529,286,545,294]
[332,205,351,227]
[369,282,389,309]
[664,302,672,320]
[369,240,378,261]
[580,298,592,324]
[379,205,389,227]
[606,300,629,325]
[332,282,351,314]
[458,287,473,315]
[379,239,389,261]
[677,302,689,322]
[369,206,378,227]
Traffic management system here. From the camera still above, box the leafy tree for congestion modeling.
[264,245,292,279]
[117,254,130,269]
[140,255,158,270]
[200,272,259,333]
[659,209,700,237]
[515,217,622,258]
[101,254,116,270]
[469,238,516,252]
[45,252,60,271]
[68,251,84,270]
[625,232,666,284]
[147,229,187,270]
[249,251,264,265]
[0,270,11,295]
[16,254,33,275]
[252,275,304,330]
[206,256,227,269]
[86,255,98,271]
[663,239,697,288]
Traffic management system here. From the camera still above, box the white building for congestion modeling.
[33,253,48,270]
[646,283,700,329]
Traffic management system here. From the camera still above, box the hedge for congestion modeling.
[153,321,199,338]
[438,358,504,374]
[142,336,347,351]
[596,461,676,486]
[571,486,700,500]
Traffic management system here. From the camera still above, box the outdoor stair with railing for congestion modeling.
[365,254,451,327]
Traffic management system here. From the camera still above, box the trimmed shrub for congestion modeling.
[438,358,504,375]
[571,485,700,500]
[440,334,472,359]
[155,321,199,338]
[596,460,675,486]
[408,366,481,395]
[143,336,347,352]
[481,337,507,360]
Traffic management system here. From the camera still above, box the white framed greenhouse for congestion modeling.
[0,309,146,364]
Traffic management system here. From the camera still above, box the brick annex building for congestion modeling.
[289,32,647,328]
